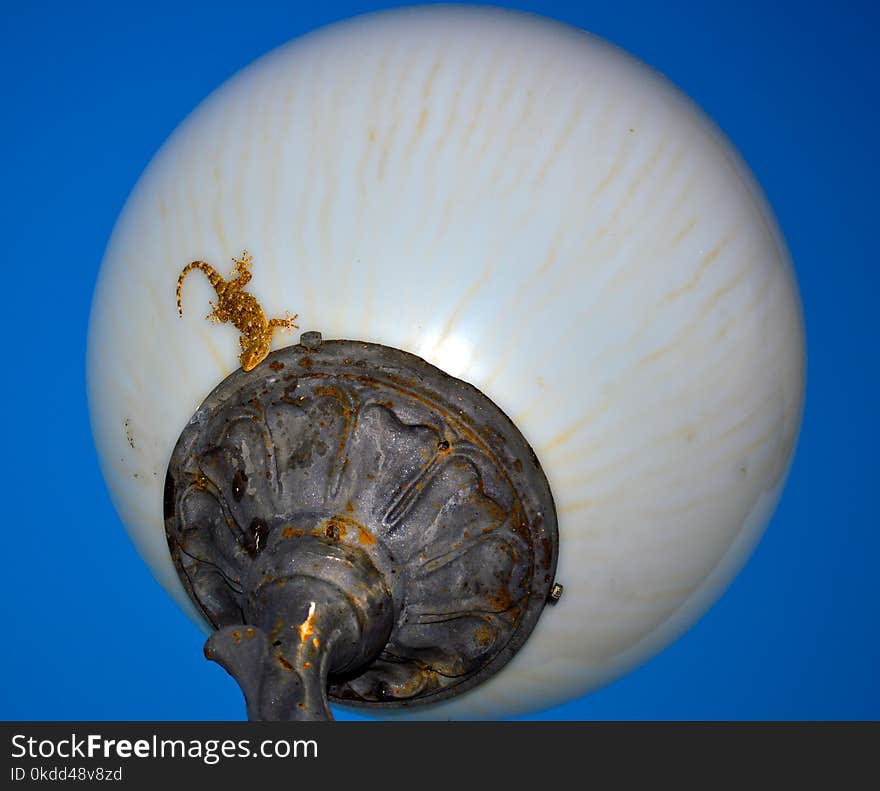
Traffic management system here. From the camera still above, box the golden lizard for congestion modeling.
[176,251,298,372]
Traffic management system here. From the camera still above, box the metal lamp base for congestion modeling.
[164,333,559,719]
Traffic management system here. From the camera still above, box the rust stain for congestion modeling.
[487,587,513,612]
[282,526,305,539]
[357,525,376,546]
[299,357,313,369]
[298,601,317,643]
[232,630,241,644]
[124,418,135,449]
[313,384,354,486]
[384,664,436,699]
[474,625,495,647]
[269,360,284,371]
[281,382,298,404]
[277,655,293,671]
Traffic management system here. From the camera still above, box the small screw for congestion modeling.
[300,330,323,350]
[548,582,564,604]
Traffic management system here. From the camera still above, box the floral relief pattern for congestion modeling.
[167,353,550,705]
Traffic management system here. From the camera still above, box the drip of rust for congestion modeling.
[298,601,317,643]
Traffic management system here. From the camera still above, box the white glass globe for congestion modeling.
[87,6,804,718]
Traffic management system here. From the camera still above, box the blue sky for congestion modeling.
[1,0,877,719]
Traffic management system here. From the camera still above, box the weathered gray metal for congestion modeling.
[164,333,559,720]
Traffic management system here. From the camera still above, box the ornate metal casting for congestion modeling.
[164,332,559,720]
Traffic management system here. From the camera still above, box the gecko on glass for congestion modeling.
[176,250,299,371]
